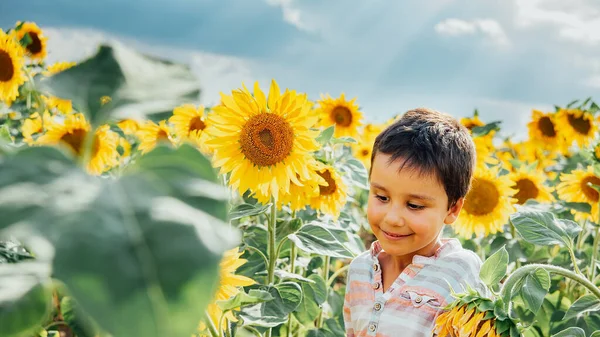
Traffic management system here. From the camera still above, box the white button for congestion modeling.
[374,303,382,311]
[369,323,377,332]
[415,295,422,303]
[373,264,379,271]
[373,283,380,290]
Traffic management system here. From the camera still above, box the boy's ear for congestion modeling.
[444,197,464,225]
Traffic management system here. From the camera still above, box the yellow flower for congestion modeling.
[351,123,383,169]
[556,108,598,149]
[43,61,76,76]
[117,119,140,136]
[21,111,51,144]
[205,80,320,201]
[169,104,212,154]
[316,93,363,139]
[527,109,566,154]
[117,137,132,164]
[0,30,27,105]
[136,120,175,154]
[200,248,255,334]
[42,95,72,114]
[15,22,48,61]
[557,167,600,223]
[308,163,348,219]
[460,114,485,132]
[455,165,516,238]
[100,96,112,105]
[508,166,554,205]
[435,303,502,337]
[36,113,119,175]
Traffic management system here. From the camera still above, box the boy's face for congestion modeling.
[367,153,464,259]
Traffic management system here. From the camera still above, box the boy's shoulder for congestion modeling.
[348,248,373,270]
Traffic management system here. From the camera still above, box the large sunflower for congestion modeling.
[555,108,598,149]
[307,163,348,219]
[199,248,255,335]
[527,109,565,153]
[169,104,212,154]
[316,93,363,139]
[205,80,320,201]
[36,113,119,175]
[0,30,27,105]
[557,167,600,223]
[508,167,554,205]
[136,120,175,154]
[15,22,48,61]
[455,165,516,238]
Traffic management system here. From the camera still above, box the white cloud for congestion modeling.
[515,0,600,45]
[43,27,267,107]
[435,18,510,47]
[265,0,314,32]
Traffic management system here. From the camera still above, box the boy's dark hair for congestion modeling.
[370,107,476,209]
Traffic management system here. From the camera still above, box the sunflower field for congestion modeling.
[0,21,599,337]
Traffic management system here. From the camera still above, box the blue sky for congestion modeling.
[2,0,600,139]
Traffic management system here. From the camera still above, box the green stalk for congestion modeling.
[265,197,278,337]
[569,247,583,276]
[501,264,600,314]
[327,265,350,288]
[589,226,600,282]
[204,311,220,337]
[577,220,588,250]
[316,255,330,328]
[286,241,298,337]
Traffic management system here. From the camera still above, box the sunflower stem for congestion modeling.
[266,196,278,337]
[327,265,349,288]
[576,220,588,251]
[204,310,220,337]
[589,226,600,282]
[568,247,582,276]
[316,255,331,328]
[500,264,600,315]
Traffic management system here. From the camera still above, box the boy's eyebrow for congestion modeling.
[370,182,436,201]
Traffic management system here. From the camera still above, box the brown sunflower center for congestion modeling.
[463,178,500,216]
[189,116,206,133]
[26,32,42,55]
[514,178,539,205]
[59,129,99,156]
[0,50,14,82]
[361,149,370,156]
[538,116,556,137]
[567,112,591,135]
[318,169,337,195]
[581,175,600,202]
[240,113,294,167]
[331,106,352,127]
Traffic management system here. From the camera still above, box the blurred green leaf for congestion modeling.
[342,158,368,190]
[0,262,52,337]
[316,126,335,145]
[216,289,273,312]
[229,203,271,221]
[239,283,302,328]
[288,224,354,258]
[61,296,100,337]
[471,121,501,137]
[0,144,236,337]
[39,43,200,127]
[331,136,357,144]
[480,245,509,287]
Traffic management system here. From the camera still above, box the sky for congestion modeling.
[2,0,600,140]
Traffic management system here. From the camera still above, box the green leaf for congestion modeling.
[216,289,274,312]
[61,296,100,337]
[288,224,354,258]
[0,125,12,143]
[306,328,336,337]
[342,158,368,190]
[331,136,357,144]
[520,271,549,315]
[509,206,581,248]
[276,218,303,242]
[40,43,200,127]
[566,99,580,108]
[590,102,600,114]
[239,283,302,328]
[562,295,600,321]
[229,203,271,221]
[0,145,237,337]
[480,245,509,287]
[591,331,600,337]
[316,126,335,145]
[274,270,314,283]
[562,202,592,214]
[0,262,52,337]
[324,318,346,337]
[533,268,550,290]
[551,327,586,337]
[471,121,501,137]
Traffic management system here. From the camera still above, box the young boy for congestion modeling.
[343,108,487,337]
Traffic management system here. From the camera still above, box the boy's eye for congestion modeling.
[407,203,425,210]
[375,195,389,202]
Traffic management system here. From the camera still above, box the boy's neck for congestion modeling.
[383,237,444,271]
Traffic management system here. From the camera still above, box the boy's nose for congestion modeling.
[383,207,404,227]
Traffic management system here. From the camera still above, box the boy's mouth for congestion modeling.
[382,229,412,240]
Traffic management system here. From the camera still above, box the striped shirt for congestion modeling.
[343,238,487,337]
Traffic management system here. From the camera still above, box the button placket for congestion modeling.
[368,323,377,332]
